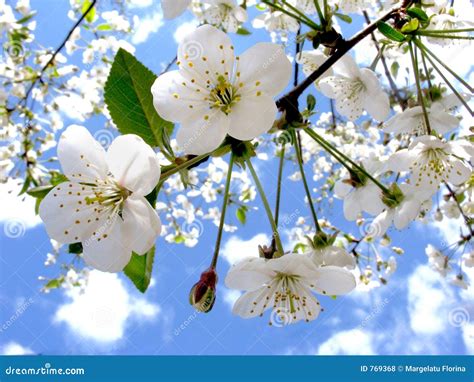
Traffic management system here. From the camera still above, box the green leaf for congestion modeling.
[334,13,352,24]
[104,48,174,157]
[124,247,155,293]
[17,12,36,24]
[236,27,251,35]
[407,7,428,23]
[82,0,96,23]
[401,18,419,34]
[97,23,112,31]
[306,94,316,111]
[27,185,54,198]
[236,207,247,225]
[377,22,406,42]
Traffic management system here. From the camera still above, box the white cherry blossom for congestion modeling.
[39,125,162,273]
[338,0,371,14]
[387,135,473,195]
[151,25,291,155]
[225,254,356,324]
[297,50,333,88]
[319,54,390,121]
[200,0,247,33]
[334,159,386,221]
[370,184,431,237]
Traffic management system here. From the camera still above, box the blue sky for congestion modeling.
[0,0,473,356]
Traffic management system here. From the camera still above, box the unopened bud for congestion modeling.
[189,268,217,313]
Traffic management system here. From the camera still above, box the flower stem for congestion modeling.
[292,129,322,232]
[409,42,432,135]
[304,127,390,194]
[414,40,473,115]
[415,39,473,93]
[274,146,285,227]
[245,157,285,256]
[159,153,211,182]
[210,152,235,269]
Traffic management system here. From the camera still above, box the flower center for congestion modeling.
[85,180,131,217]
[208,75,240,114]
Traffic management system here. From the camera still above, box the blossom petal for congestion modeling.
[151,70,208,123]
[122,195,161,255]
[447,160,471,186]
[39,182,110,244]
[232,286,274,318]
[312,266,356,296]
[177,24,234,84]
[106,134,161,196]
[82,216,132,273]
[361,69,390,121]
[228,94,277,141]
[177,110,230,155]
[225,257,274,291]
[237,42,291,96]
[57,125,108,183]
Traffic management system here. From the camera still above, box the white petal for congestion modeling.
[334,179,352,198]
[359,184,385,216]
[430,110,459,134]
[106,134,161,196]
[232,286,274,318]
[82,216,133,273]
[313,266,356,295]
[161,0,190,19]
[151,70,207,123]
[177,110,230,155]
[228,95,277,141]
[371,210,393,237]
[177,24,234,84]
[333,53,360,78]
[321,247,356,269]
[319,77,364,121]
[39,182,110,244]
[343,191,361,221]
[122,195,161,255]
[361,69,390,121]
[393,199,421,230]
[237,42,291,96]
[446,159,471,186]
[225,257,274,291]
[57,125,108,183]
[386,149,416,173]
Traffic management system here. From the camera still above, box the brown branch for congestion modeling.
[276,3,410,122]
[19,0,98,107]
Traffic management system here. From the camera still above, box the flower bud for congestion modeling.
[189,268,217,313]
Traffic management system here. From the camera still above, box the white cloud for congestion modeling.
[221,233,269,266]
[54,270,160,343]
[132,11,164,44]
[407,265,453,336]
[173,20,198,44]
[222,288,241,310]
[317,329,375,355]
[0,342,34,355]
[128,0,153,8]
[0,179,41,229]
